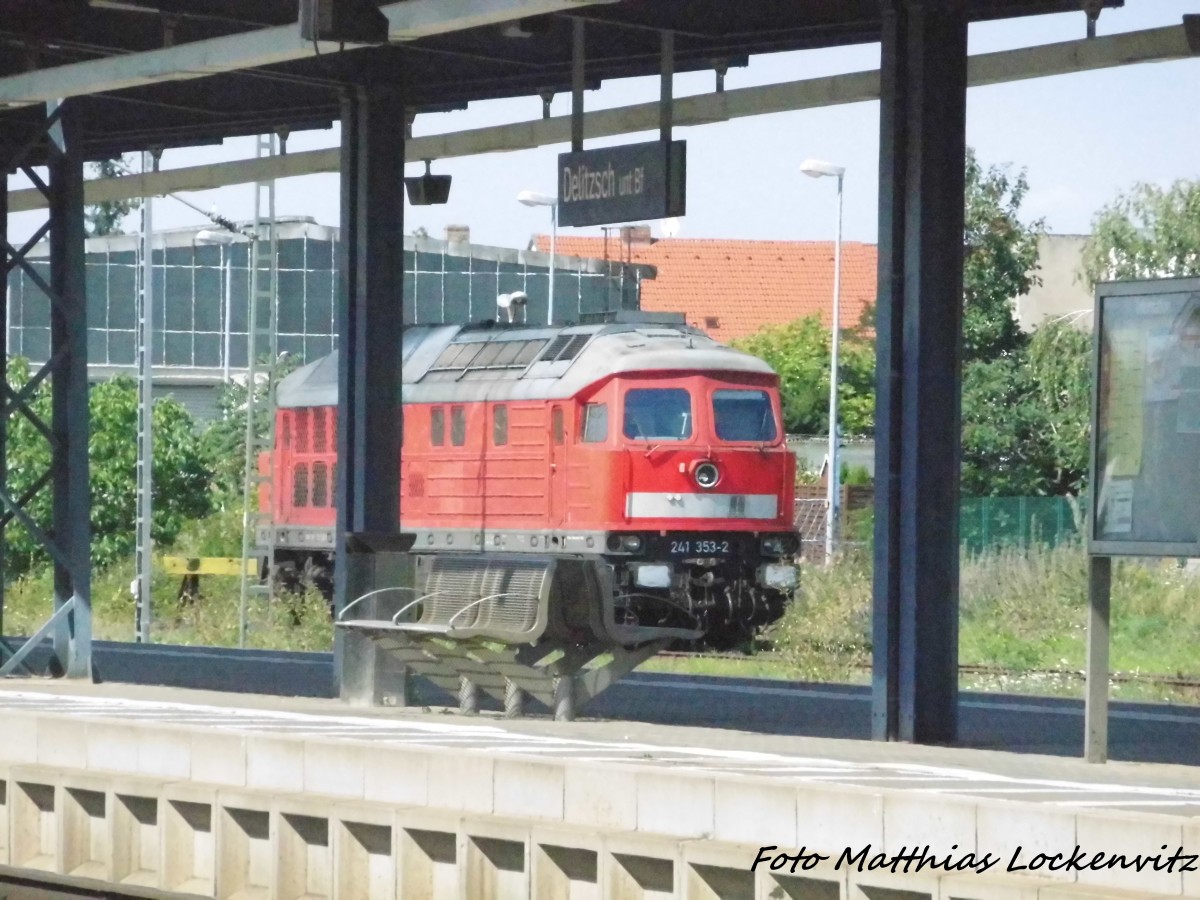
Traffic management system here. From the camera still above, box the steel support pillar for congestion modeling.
[0,102,92,679]
[871,0,967,744]
[333,85,406,695]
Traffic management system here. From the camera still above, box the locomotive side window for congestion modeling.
[582,403,608,442]
[623,388,692,440]
[493,405,508,446]
[451,406,466,446]
[312,461,329,507]
[293,463,309,507]
[552,407,565,444]
[431,407,445,447]
[713,389,778,442]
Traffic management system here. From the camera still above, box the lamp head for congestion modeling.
[517,189,557,208]
[194,229,238,244]
[799,158,845,179]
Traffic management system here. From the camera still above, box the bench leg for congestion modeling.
[553,676,575,722]
[503,680,525,719]
[459,676,480,715]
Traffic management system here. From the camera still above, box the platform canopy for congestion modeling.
[0,0,1118,162]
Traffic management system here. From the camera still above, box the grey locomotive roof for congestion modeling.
[276,322,776,409]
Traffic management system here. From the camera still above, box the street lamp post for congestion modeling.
[517,190,558,325]
[800,158,845,563]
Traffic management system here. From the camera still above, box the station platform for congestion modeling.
[0,679,1198,899]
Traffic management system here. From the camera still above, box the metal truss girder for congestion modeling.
[0,0,616,108]
[871,0,967,745]
[0,468,53,530]
[5,23,1197,213]
[0,595,77,677]
[1,100,92,680]
[4,348,65,417]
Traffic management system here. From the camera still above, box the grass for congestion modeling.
[4,513,1199,704]
[761,541,1200,703]
[2,506,333,652]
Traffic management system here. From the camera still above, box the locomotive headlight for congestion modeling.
[606,533,644,554]
[693,461,720,490]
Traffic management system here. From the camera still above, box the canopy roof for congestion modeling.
[0,0,1118,162]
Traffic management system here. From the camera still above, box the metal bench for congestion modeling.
[336,554,689,720]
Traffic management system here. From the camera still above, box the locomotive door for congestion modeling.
[549,404,567,525]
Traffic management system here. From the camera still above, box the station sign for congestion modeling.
[557,140,686,227]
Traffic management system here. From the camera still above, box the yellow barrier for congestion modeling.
[161,556,260,601]
[161,556,258,576]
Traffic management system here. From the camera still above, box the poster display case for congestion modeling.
[1090,277,1200,557]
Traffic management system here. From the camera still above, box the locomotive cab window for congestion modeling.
[713,389,777,442]
[582,403,608,443]
[552,407,565,445]
[451,406,466,446]
[431,407,445,447]
[623,388,692,440]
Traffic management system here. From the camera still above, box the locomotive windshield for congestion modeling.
[623,388,692,440]
[712,389,777,442]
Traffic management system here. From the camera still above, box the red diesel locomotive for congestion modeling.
[266,316,800,648]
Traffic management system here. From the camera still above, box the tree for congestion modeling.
[960,318,1091,498]
[1082,180,1200,287]
[732,314,876,436]
[201,355,300,500]
[5,360,215,576]
[962,148,1044,364]
[84,156,139,237]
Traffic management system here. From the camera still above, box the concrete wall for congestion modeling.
[1015,233,1095,332]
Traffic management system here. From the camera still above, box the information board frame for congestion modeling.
[1088,276,1200,558]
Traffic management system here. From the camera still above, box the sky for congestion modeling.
[9,0,1200,249]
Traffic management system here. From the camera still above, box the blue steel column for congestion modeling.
[871,0,967,743]
[0,170,7,646]
[333,85,405,688]
[47,102,92,678]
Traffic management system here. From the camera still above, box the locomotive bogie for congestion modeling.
[269,320,800,646]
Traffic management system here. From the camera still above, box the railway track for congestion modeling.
[656,651,1200,690]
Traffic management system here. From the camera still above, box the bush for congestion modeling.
[5,360,215,576]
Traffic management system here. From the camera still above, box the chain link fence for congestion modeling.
[794,492,1084,563]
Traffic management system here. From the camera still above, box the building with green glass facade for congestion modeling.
[6,219,652,419]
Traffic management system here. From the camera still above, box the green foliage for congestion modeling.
[5,359,214,576]
[765,542,1200,700]
[201,357,298,499]
[840,463,872,486]
[732,315,876,436]
[960,319,1091,497]
[962,148,1044,364]
[4,551,333,650]
[1083,180,1200,288]
[84,156,139,237]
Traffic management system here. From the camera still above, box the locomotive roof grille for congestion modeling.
[541,334,573,361]
[552,333,591,362]
[425,337,549,382]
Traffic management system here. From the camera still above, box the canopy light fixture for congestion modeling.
[405,160,452,206]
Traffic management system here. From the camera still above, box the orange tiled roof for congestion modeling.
[537,236,877,342]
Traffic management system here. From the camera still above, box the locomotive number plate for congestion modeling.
[668,538,731,556]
